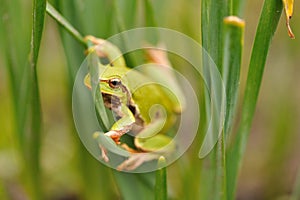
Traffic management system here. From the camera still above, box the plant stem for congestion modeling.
[200,0,227,199]
[222,16,244,200]
[226,0,283,199]
[228,0,245,16]
[155,156,167,200]
[46,2,87,48]
[222,16,245,140]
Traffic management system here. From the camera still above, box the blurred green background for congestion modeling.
[0,0,299,199]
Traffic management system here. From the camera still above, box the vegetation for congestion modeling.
[0,0,299,199]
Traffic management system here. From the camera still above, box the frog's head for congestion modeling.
[84,65,131,103]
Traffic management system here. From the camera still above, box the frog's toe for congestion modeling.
[117,153,159,171]
[100,146,109,162]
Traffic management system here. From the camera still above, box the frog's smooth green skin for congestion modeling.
[84,37,183,170]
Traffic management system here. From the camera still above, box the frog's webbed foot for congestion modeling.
[117,153,160,171]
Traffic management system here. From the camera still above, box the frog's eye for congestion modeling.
[108,78,122,88]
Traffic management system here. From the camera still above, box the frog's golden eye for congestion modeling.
[108,78,122,88]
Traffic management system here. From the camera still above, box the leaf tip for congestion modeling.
[286,21,295,39]
[224,16,245,28]
[157,156,166,169]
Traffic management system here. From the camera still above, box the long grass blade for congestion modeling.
[226,1,283,199]
[222,16,245,140]
[46,2,87,48]
[103,2,161,199]
[228,0,246,16]
[22,0,46,199]
[77,0,115,37]
[48,2,116,200]
[114,171,155,200]
[0,0,26,144]
[155,157,167,200]
[200,0,227,199]
[222,16,245,200]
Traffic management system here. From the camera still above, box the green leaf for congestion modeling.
[48,2,116,200]
[222,16,245,140]
[52,0,86,88]
[226,0,283,199]
[228,0,246,16]
[46,2,86,48]
[222,16,245,200]
[87,51,111,130]
[77,0,116,37]
[25,0,46,199]
[200,0,227,200]
[114,171,156,200]
[94,132,130,157]
[30,0,46,64]
[155,157,167,200]
[1,0,47,198]
[115,0,138,29]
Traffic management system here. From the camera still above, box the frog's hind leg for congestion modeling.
[117,153,159,171]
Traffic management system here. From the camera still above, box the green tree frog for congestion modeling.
[84,36,184,170]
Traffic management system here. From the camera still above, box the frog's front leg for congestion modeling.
[106,104,136,143]
[99,105,135,162]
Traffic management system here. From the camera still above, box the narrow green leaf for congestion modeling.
[200,0,227,200]
[30,0,46,63]
[52,0,85,91]
[114,171,155,200]
[155,156,167,200]
[201,0,225,70]
[112,0,127,33]
[49,2,116,200]
[222,16,245,200]
[222,16,245,139]
[115,0,138,29]
[87,51,110,130]
[226,1,283,199]
[228,0,246,16]
[144,0,157,27]
[47,3,159,200]
[77,0,116,37]
[24,0,46,199]
[143,0,159,45]
[0,0,27,141]
[46,2,87,48]
[93,132,130,157]
[112,0,145,67]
